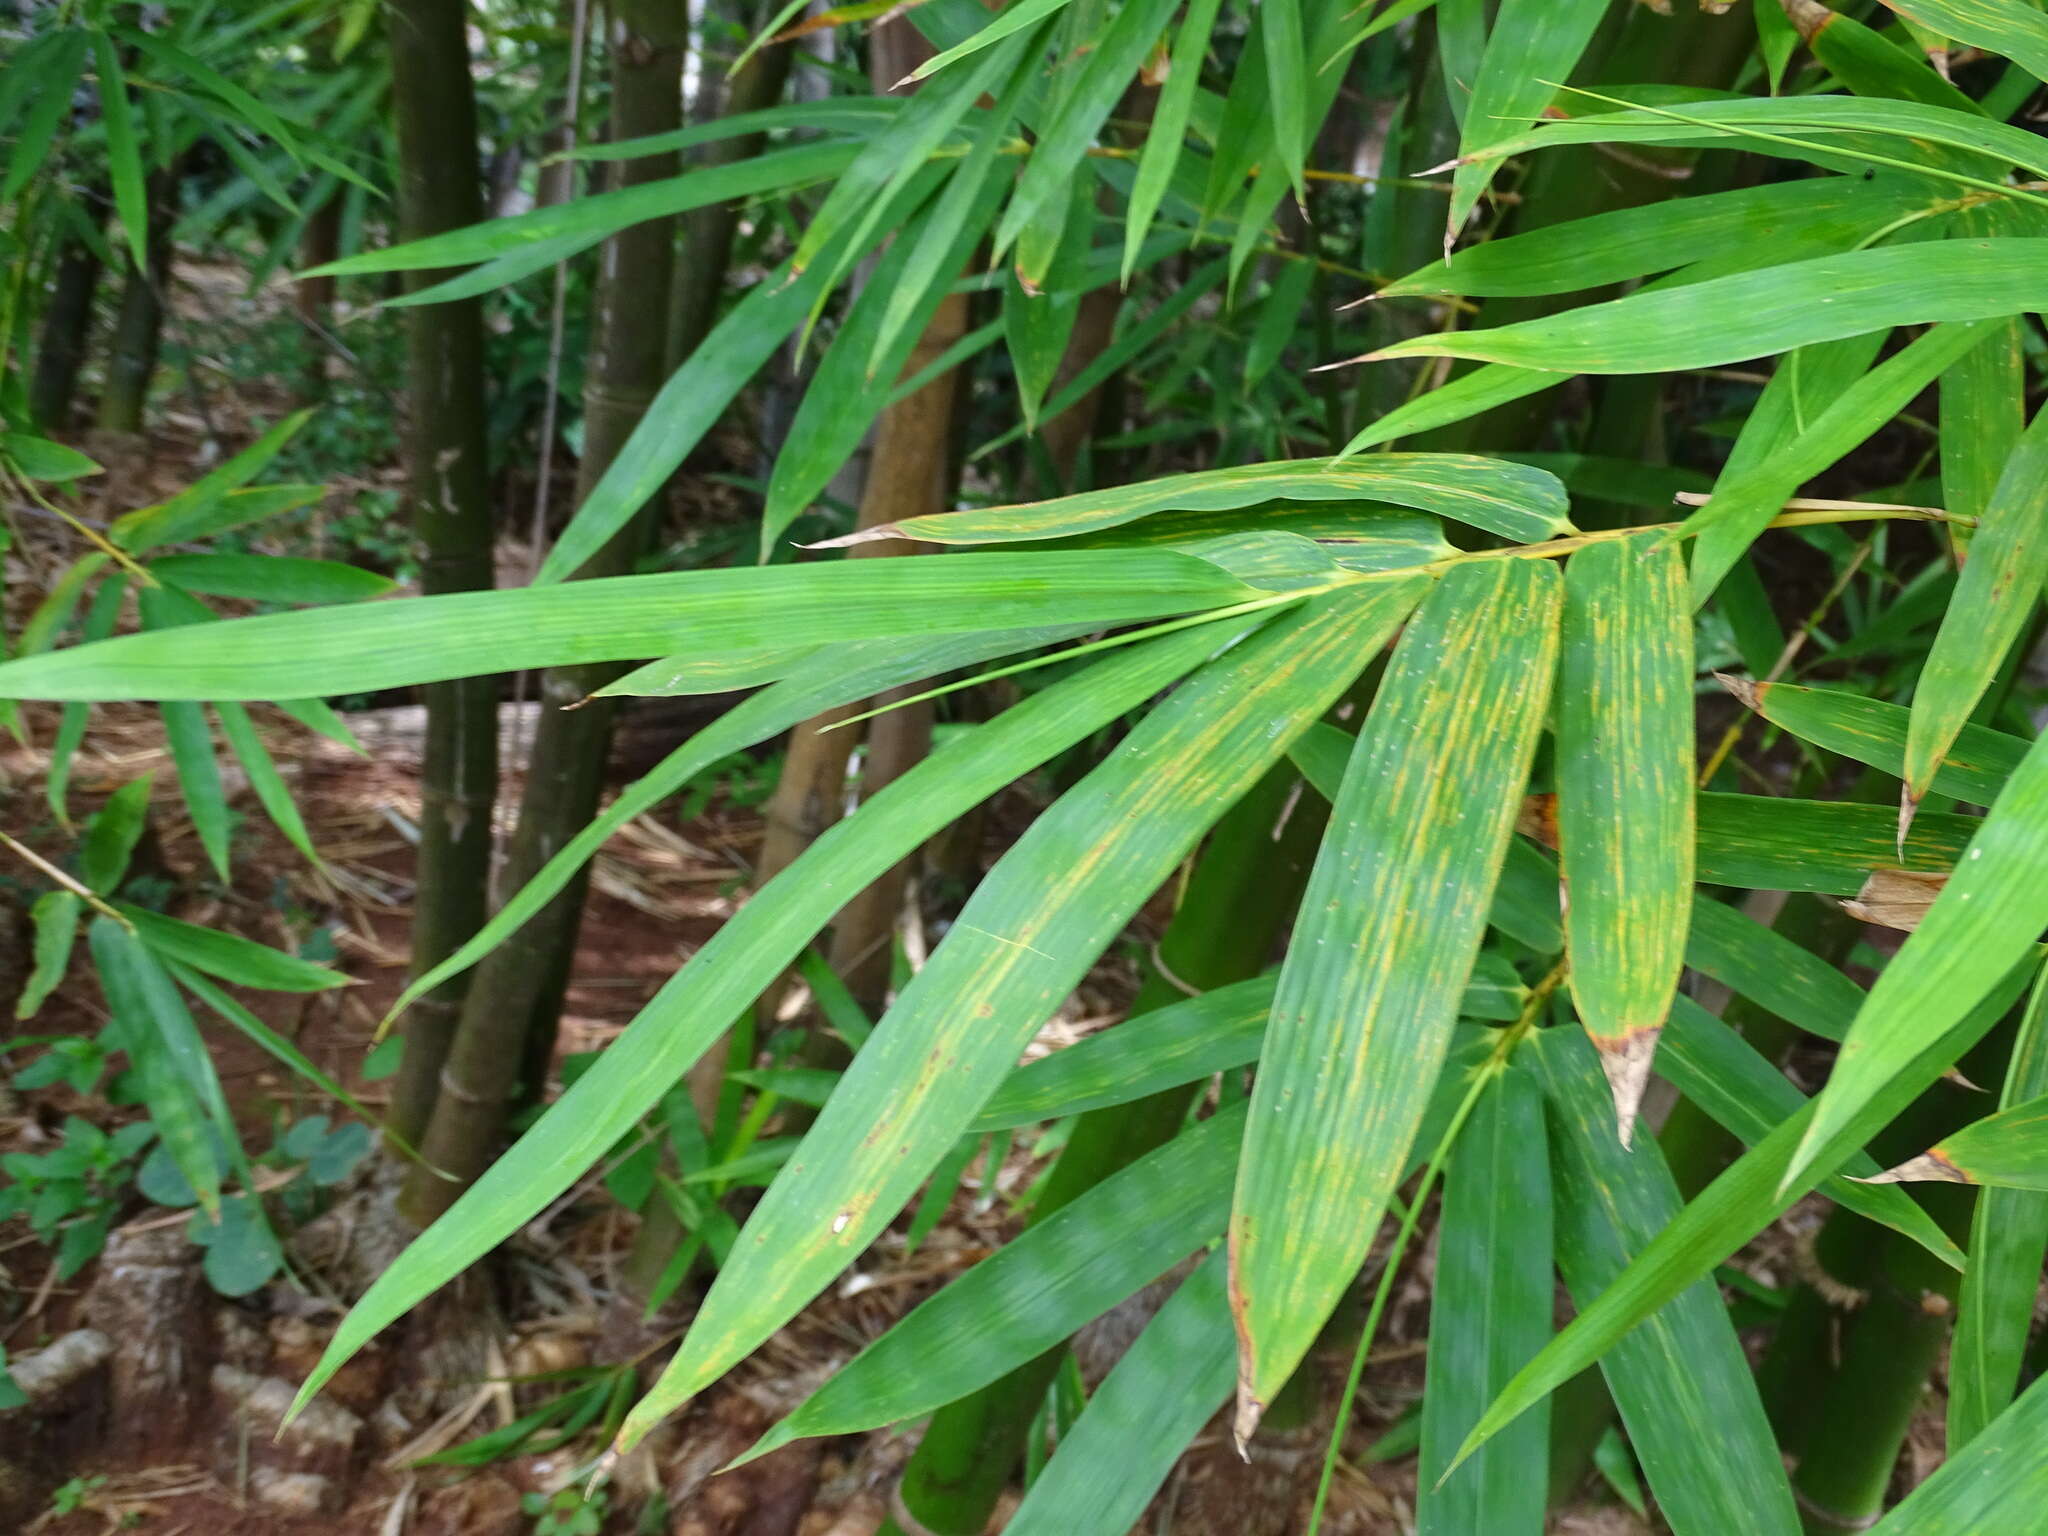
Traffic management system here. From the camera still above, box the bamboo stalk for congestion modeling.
[93,166,175,435]
[401,0,687,1224]
[30,219,102,432]
[381,0,504,1152]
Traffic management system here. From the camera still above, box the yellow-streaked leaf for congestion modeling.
[1558,534,1695,1142]
[1228,558,1560,1441]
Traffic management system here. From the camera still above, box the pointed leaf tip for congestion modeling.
[1858,1150,1970,1186]
[1597,1030,1661,1149]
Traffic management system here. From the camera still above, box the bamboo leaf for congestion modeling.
[89,31,150,275]
[1417,1058,1552,1536]
[1684,896,1865,1043]
[996,0,1184,273]
[1865,1364,2048,1532]
[617,586,1430,1453]
[390,627,1097,1021]
[1557,534,1695,1141]
[1123,0,1225,283]
[169,962,381,1129]
[18,892,80,1021]
[89,917,223,1218]
[1691,792,1974,893]
[1658,995,1961,1268]
[0,551,1258,702]
[1531,1027,1801,1536]
[1683,321,2001,602]
[1366,244,2048,377]
[120,906,346,993]
[743,1102,1245,1461]
[1730,678,2025,806]
[80,775,152,895]
[1338,364,1556,457]
[1230,559,1560,1440]
[1787,721,2048,1194]
[1260,0,1309,205]
[2,31,87,203]
[1947,964,2048,1449]
[820,455,1574,550]
[291,618,1275,1422]
[1446,0,1609,242]
[148,555,395,606]
[1003,1248,1236,1536]
[1903,399,2048,807]
[110,411,314,553]
[1381,176,1944,300]
[1881,0,2048,87]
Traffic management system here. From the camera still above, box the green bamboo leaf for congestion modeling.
[17,891,80,1020]
[1658,995,1961,1268]
[762,170,1009,551]
[1939,212,2026,559]
[1446,0,1609,242]
[305,142,860,279]
[1337,364,1556,457]
[1260,0,1308,204]
[1230,559,1559,1439]
[0,550,1257,702]
[1882,0,2048,87]
[116,28,304,163]
[4,434,103,483]
[1787,723,2048,1194]
[221,700,325,866]
[1947,964,2048,1449]
[1684,896,1865,1043]
[110,411,314,553]
[1557,534,1694,1140]
[1865,1085,2048,1191]
[592,646,819,699]
[743,1102,1244,1462]
[88,31,149,274]
[1531,1027,1801,1536]
[906,0,1074,81]
[1122,0,1225,283]
[89,917,222,1218]
[1417,1058,1552,1536]
[1004,182,1094,431]
[1367,244,2048,377]
[1047,502,1456,570]
[1454,961,2035,1477]
[120,906,345,993]
[996,0,1182,272]
[80,774,152,894]
[18,555,111,658]
[536,251,826,581]
[822,456,1573,551]
[2,32,87,203]
[974,259,1231,461]
[49,581,129,827]
[1380,177,1942,300]
[1449,94,2048,183]
[874,37,1042,387]
[1004,1248,1236,1536]
[148,555,395,605]
[1244,257,1314,392]
[1866,1364,2048,1532]
[1903,400,2048,807]
[391,627,1095,1021]
[561,99,900,162]
[1692,792,1973,893]
[618,586,1430,1453]
[1729,678,2025,806]
[797,39,1019,304]
[168,962,380,1128]
[1687,321,2002,602]
[291,618,1271,1423]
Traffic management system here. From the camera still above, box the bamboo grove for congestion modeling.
[10,0,2048,1530]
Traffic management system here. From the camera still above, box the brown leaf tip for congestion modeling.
[1714,671,1763,712]
[1231,1388,1263,1460]
[1596,1029,1661,1150]
[1854,1149,1970,1187]
[1779,0,1834,42]
[802,525,906,551]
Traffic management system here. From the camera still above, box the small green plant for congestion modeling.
[521,1485,608,1536]
[0,1115,155,1278]
[46,1474,108,1518]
